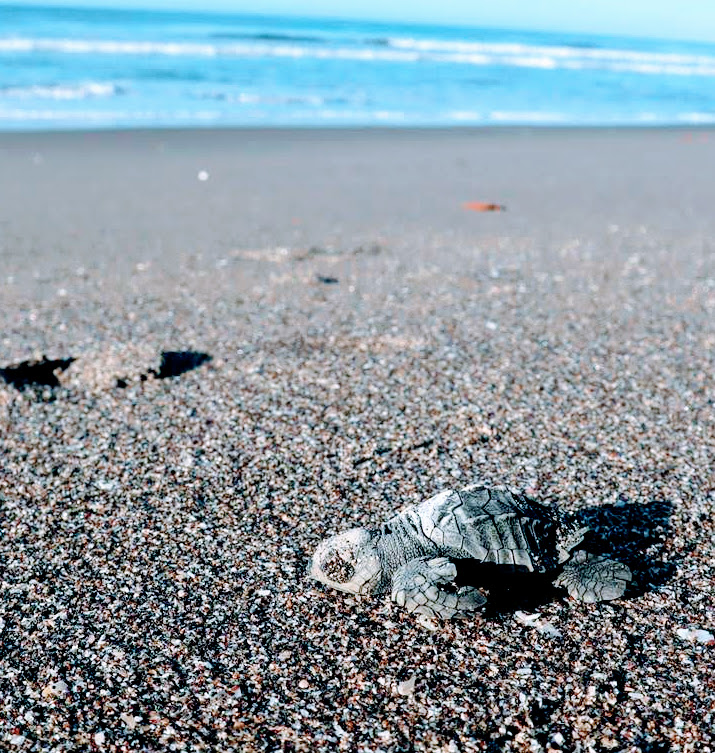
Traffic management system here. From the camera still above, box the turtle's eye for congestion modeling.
[321,553,355,583]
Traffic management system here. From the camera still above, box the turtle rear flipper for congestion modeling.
[554,551,632,603]
[391,556,486,622]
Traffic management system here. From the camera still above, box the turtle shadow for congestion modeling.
[454,499,674,616]
[575,499,674,599]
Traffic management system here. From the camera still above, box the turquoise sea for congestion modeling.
[2,4,715,130]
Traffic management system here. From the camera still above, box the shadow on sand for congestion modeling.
[0,356,76,391]
[1,351,212,394]
[150,350,213,380]
[454,499,674,616]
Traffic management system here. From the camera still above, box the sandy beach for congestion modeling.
[0,127,713,752]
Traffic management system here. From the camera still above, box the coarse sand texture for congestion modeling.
[0,128,713,752]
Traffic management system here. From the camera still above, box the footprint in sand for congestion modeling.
[0,349,212,396]
[0,356,76,391]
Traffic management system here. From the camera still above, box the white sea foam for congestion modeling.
[676,111,715,123]
[448,110,484,122]
[0,108,221,123]
[3,35,715,76]
[489,110,568,124]
[389,36,715,65]
[0,105,711,127]
[0,37,414,63]
[0,37,222,57]
[388,36,715,76]
[0,82,121,100]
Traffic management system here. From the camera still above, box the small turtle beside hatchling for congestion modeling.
[310,484,632,625]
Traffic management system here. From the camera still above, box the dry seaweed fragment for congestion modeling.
[463,201,506,212]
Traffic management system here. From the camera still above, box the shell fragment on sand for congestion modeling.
[676,627,715,645]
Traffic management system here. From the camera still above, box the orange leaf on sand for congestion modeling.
[463,201,505,212]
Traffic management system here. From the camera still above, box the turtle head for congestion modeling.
[309,527,383,596]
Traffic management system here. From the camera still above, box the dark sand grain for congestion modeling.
[0,128,713,752]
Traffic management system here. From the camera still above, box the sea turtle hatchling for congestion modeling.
[310,484,632,624]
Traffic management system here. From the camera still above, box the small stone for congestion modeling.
[415,613,439,631]
[536,622,563,639]
[397,675,416,695]
[298,679,309,689]
[94,731,106,746]
[42,679,69,698]
[676,627,714,644]
[95,480,117,492]
[514,610,540,625]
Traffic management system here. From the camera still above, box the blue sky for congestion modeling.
[11,0,715,43]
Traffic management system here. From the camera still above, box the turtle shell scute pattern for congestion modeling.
[416,486,561,573]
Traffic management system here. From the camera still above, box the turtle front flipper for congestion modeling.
[554,550,632,603]
[390,556,486,623]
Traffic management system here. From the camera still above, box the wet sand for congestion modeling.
[0,128,713,751]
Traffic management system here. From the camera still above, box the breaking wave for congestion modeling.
[2,8,715,129]
[3,35,715,76]
[0,82,123,100]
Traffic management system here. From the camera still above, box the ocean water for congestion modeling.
[2,4,715,130]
